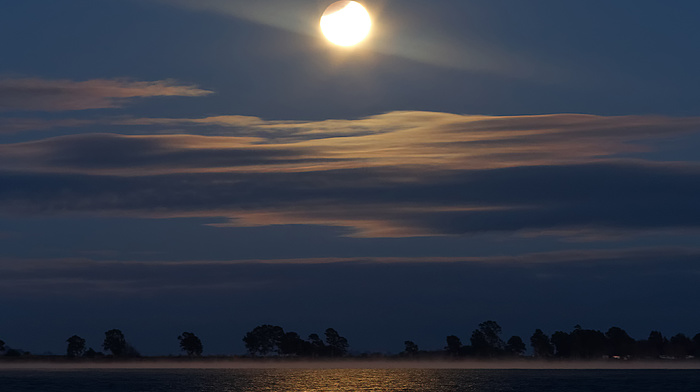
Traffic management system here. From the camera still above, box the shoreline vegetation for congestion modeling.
[1,357,700,370]
[2,321,699,369]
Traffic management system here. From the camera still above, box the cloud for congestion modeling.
[0,133,330,175]
[1,247,699,294]
[0,78,212,112]
[1,111,700,238]
[0,162,699,238]
[3,112,700,174]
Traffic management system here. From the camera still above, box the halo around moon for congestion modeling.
[320,1,372,47]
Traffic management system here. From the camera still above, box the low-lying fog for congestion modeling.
[1,359,699,370]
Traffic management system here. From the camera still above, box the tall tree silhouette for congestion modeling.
[445,335,462,357]
[470,330,489,357]
[481,321,505,350]
[646,330,667,358]
[605,327,635,357]
[667,333,693,358]
[178,332,203,357]
[506,336,526,356]
[307,333,325,357]
[325,328,349,357]
[0,339,5,353]
[570,325,606,359]
[243,325,284,356]
[530,329,554,358]
[404,340,419,356]
[103,329,127,357]
[66,335,86,358]
[279,332,305,356]
[551,331,571,357]
[471,320,504,357]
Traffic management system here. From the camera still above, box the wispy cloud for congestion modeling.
[2,247,699,294]
[3,112,700,175]
[0,78,212,112]
[1,111,700,238]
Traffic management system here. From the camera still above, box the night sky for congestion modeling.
[2,0,700,356]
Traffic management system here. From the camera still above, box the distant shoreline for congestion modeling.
[1,358,700,370]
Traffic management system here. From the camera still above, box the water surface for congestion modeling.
[2,368,699,391]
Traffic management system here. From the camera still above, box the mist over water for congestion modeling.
[2,359,700,370]
[2,367,700,392]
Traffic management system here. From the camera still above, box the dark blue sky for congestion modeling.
[1,0,700,355]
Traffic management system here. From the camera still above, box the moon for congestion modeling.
[320,1,372,47]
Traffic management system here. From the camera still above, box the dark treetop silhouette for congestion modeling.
[505,336,526,357]
[178,332,203,357]
[66,335,86,358]
[403,340,419,356]
[102,329,140,358]
[530,329,554,358]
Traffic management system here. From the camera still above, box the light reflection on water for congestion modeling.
[2,368,700,391]
[239,369,440,391]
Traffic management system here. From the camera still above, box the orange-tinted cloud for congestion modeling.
[2,111,699,175]
[1,111,700,238]
[0,78,212,112]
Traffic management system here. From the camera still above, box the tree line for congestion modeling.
[434,321,700,360]
[242,325,349,357]
[2,321,700,360]
[0,325,349,359]
[0,330,203,358]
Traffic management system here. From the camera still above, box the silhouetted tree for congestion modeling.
[445,335,462,357]
[0,339,5,353]
[481,321,505,351]
[178,332,203,357]
[530,329,554,358]
[243,325,285,356]
[404,340,419,356]
[646,331,667,358]
[667,333,693,358]
[569,326,606,359]
[325,328,349,357]
[307,333,326,357]
[66,335,86,358]
[605,327,635,357]
[103,329,127,357]
[551,331,571,358]
[693,333,700,357]
[279,332,305,356]
[506,336,526,356]
[470,321,504,357]
[470,330,490,357]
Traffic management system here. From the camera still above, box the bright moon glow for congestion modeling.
[320,1,372,47]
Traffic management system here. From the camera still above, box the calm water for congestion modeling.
[1,368,699,391]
